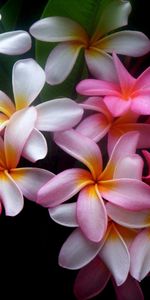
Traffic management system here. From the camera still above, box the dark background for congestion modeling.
[0,0,150,299]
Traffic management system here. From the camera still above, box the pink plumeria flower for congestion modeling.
[0,107,54,216]
[0,58,83,161]
[76,97,150,155]
[49,202,137,286]
[74,258,144,300]
[0,30,31,55]
[38,130,150,243]
[76,52,150,117]
[29,1,150,85]
[142,150,150,186]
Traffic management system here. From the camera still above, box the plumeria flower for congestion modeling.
[29,1,150,85]
[74,258,144,300]
[76,97,150,155]
[0,30,31,55]
[0,58,83,161]
[48,202,137,286]
[76,52,150,117]
[0,107,54,216]
[38,130,150,243]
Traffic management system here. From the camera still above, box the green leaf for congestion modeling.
[0,0,23,31]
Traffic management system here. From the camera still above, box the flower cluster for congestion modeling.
[0,1,150,299]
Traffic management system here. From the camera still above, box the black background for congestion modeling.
[0,0,150,299]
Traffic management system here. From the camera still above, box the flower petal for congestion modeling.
[38,168,93,207]
[91,0,131,40]
[74,257,111,300]
[49,203,78,227]
[4,107,37,169]
[30,17,88,43]
[131,94,150,115]
[103,96,131,117]
[76,78,120,96]
[0,30,31,55]
[13,58,45,109]
[130,228,150,281]
[113,275,144,300]
[81,97,112,121]
[112,52,135,93]
[99,224,130,286]
[84,48,117,81]
[97,31,150,57]
[101,131,139,180]
[45,42,82,85]
[0,114,9,132]
[114,154,144,180]
[134,66,150,91]
[0,171,23,216]
[36,98,83,131]
[22,128,47,162]
[77,185,107,242]
[59,228,102,270]
[0,90,15,117]
[106,202,150,228]
[10,167,54,201]
[76,113,110,142]
[54,129,102,179]
[99,178,150,210]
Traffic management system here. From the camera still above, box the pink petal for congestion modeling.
[108,123,150,155]
[114,154,144,180]
[45,42,82,85]
[10,167,54,202]
[0,90,15,116]
[49,203,78,227]
[13,59,45,109]
[76,113,110,142]
[103,96,131,117]
[37,168,93,207]
[106,202,150,229]
[134,66,150,93]
[99,178,150,210]
[0,136,6,168]
[112,52,135,94]
[4,107,37,169]
[59,228,102,270]
[99,224,130,286]
[101,131,139,180]
[84,48,118,81]
[142,150,150,174]
[30,17,88,43]
[22,128,47,162]
[81,97,112,121]
[130,228,150,281]
[113,275,144,300]
[77,185,107,242]
[97,31,150,57]
[0,171,23,216]
[76,78,120,96]
[54,129,102,179]
[74,257,111,300]
[36,98,83,131]
[131,94,150,115]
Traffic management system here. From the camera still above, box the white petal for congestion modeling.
[22,128,47,162]
[13,58,45,109]
[45,42,82,85]
[49,203,78,227]
[0,30,31,55]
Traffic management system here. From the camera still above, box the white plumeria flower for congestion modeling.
[0,107,54,216]
[30,1,150,85]
[0,58,83,162]
[0,30,31,55]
